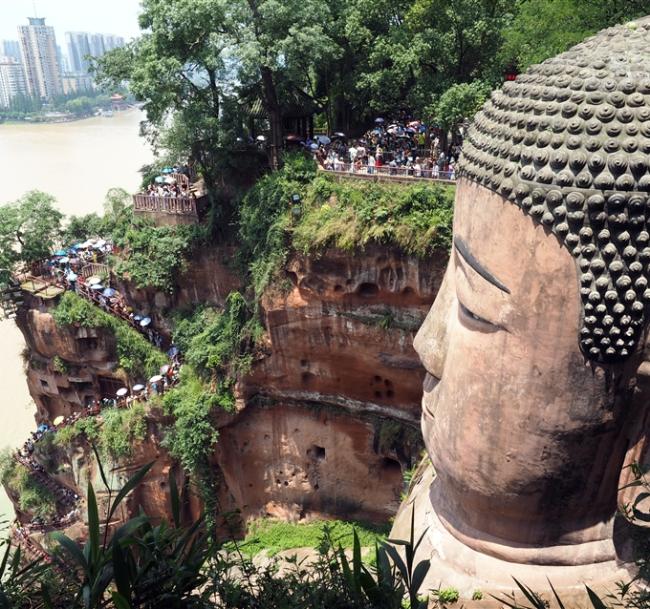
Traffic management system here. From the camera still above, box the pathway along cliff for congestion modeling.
[0,109,152,520]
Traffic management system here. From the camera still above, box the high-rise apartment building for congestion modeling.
[18,17,62,100]
[88,34,106,60]
[65,32,126,75]
[0,56,28,108]
[65,32,92,74]
[102,35,125,52]
[1,40,21,62]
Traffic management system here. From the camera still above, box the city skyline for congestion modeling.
[0,1,141,43]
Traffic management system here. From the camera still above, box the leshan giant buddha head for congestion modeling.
[392,18,650,595]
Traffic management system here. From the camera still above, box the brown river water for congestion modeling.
[0,109,152,519]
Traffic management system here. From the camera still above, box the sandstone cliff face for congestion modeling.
[115,246,242,325]
[250,246,445,420]
[18,303,120,422]
[14,245,446,531]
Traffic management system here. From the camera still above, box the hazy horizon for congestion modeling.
[0,0,142,44]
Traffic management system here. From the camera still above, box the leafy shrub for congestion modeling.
[52,356,69,374]
[436,588,460,604]
[114,222,205,293]
[238,153,316,297]
[173,292,262,390]
[0,451,57,520]
[161,368,220,475]
[54,417,100,447]
[53,292,167,379]
[292,176,454,257]
[99,404,147,459]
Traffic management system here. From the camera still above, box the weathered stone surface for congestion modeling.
[17,244,443,531]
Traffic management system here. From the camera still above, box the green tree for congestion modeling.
[0,191,63,272]
[501,0,650,70]
[428,79,491,149]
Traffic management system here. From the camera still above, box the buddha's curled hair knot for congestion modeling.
[458,17,650,364]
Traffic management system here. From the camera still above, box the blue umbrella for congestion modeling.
[133,315,142,322]
[140,317,152,327]
[37,424,48,432]
[375,118,385,124]
[91,283,104,291]
[162,167,173,174]
[310,143,319,150]
[102,288,117,297]
[167,346,179,358]
[66,272,78,282]
[154,176,165,183]
[59,257,69,264]
[54,250,67,257]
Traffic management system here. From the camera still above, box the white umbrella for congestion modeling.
[116,388,128,397]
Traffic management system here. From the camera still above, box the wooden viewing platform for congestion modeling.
[132,193,208,226]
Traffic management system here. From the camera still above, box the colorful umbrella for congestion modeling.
[102,288,117,297]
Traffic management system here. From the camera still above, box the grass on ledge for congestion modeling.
[228,518,390,557]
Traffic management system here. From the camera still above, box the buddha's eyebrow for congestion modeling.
[454,237,511,294]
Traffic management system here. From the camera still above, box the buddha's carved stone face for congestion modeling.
[414,178,634,560]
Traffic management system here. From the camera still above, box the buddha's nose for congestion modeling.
[414,264,454,382]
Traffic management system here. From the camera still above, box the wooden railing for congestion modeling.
[80,263,110,279]
[169,172,190,186]
[132,194,199,215]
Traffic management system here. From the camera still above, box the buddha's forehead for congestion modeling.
[459,18,650,364]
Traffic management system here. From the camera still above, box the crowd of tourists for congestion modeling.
[311,117,460,180]
[42,241,167,350]
[142,165,196,199]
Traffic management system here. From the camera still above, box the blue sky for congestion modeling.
[0,0,142,42]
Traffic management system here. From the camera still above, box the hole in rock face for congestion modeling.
[276,479,281,485]
[314,484,319,490]
[286,270,298,285]
[373,375,382,383]
[384,379,393,387]
[307,445,326,460]
[334,284,344,292]
[402,286,415,296]
[264,434,270,440]
[386,390,395,398]
[301,371,315,384]
[374,391,383,399]
[381,457,402,475]
[358,282,379,297]
[300,359,309,367]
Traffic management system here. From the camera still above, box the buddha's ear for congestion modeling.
[617,348,650,510]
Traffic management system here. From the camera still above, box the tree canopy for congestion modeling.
[93,0,650,185]
[0,191,63,272]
